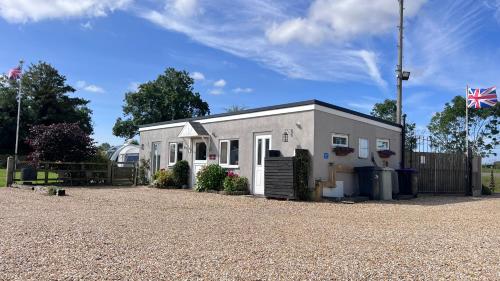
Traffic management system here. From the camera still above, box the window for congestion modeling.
[151,142,161,173]
[358,138,369,159]
[169,142,184,165]
[195,142,207,161]
[219,140,239,167]
[332,133,349,147]
[376,139,390,151]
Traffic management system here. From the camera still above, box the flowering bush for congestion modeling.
[223,171,248,192]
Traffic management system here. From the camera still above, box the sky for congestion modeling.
[0,0,499,160]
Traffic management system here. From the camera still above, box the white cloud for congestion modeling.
[76,80,105,93]
[213,79,226,87]
[233,87,253,93]
[190,71,205,81]
[209,88,223,95]
[167,0,201,17]
[266,0,427,45]
[0,0,132,23]
[80,21,93,30]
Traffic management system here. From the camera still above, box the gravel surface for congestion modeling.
[0,187,499,280]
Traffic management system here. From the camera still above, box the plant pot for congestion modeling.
[332,147,354,156]
[377,150,395,159]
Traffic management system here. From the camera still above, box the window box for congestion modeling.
[377,149,395,159]
[332,146,355,156]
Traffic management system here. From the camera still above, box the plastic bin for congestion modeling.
[354,166,381,200]
[396,169,418,196]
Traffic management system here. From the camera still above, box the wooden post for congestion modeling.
[107,161,113,185]
[6,156,14,187]
[44,163,49,184]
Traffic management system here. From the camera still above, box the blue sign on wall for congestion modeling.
[323,152,329,160]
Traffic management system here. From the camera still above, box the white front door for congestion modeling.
[254,135,271,195]
[192,139,207,187]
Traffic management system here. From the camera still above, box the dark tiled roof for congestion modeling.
[189,121,209,136]
[139,99,402,129]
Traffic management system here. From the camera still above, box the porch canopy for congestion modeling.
[177,121,209,138]
[177,122,210,160]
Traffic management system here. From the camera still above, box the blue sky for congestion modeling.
[1,0,499,160]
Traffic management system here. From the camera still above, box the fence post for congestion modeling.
[6,157,14,186]
[107,161,113,185]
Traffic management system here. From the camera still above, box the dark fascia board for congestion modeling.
[138,99,402,129]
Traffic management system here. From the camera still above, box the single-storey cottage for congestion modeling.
[139,100,402,197]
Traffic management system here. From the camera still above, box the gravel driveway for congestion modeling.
[0,187,499,280]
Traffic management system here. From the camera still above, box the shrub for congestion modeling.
[137,159,150,185]
[152,169,176,189]
[223,173,248,192]
[172,160,189,187]
[482,184,492,195]
[489,170,496,193]
[196,164,226,192]
[46,186,57,196]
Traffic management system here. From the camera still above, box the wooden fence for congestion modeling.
[5,157,137,186]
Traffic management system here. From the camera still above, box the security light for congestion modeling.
[402,71,410,80]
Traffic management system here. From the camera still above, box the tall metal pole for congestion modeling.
[396,0,404,124]
[14,60,24,167]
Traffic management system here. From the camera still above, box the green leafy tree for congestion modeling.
[370,99,417,150]
[0,62,93,154]
[113,68,210,139]
[225,105,247,112]
[428,96,499,156]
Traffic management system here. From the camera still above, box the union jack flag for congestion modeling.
[467,87,497,109]
[7,66,22,80]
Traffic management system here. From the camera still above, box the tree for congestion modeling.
[26,123,97,163]
[113,68,210,139]
[428,96,499,157]
[225,105,247,113]
[370,99,417,150]
[0,62,93,154]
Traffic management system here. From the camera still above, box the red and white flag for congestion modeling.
[7,66,22,80]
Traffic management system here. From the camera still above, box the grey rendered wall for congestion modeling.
[313,110,402,196]
[140,110,315,191]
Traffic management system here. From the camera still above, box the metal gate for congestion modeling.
[111,162,137,186]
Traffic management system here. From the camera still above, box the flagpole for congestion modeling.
[465,85,468,155]
[14,60,24,169]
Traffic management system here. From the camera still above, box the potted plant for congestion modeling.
[377,149,396,158]
[332,146,354,156]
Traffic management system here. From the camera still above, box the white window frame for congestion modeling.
[168,142,183,166]
[332,133,349,147]
[376,139,390,151]
[358,138,369,159]
[219,139,239,168]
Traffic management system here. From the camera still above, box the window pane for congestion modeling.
[257,139,262,165]
[230,140,239,165]
[359,138,368,158]
[265,138,270,158]
[376,139,389,150]
[196,142,207,161]
[177,143,183,161]
[169,143,176,164]
[332,135,348,147]
[220,142,228,164]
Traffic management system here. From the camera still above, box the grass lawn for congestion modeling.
[0,169,5,187]
[0,168,59,187]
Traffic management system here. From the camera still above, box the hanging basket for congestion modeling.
[332,147,354,156]
[377,150,395,158]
